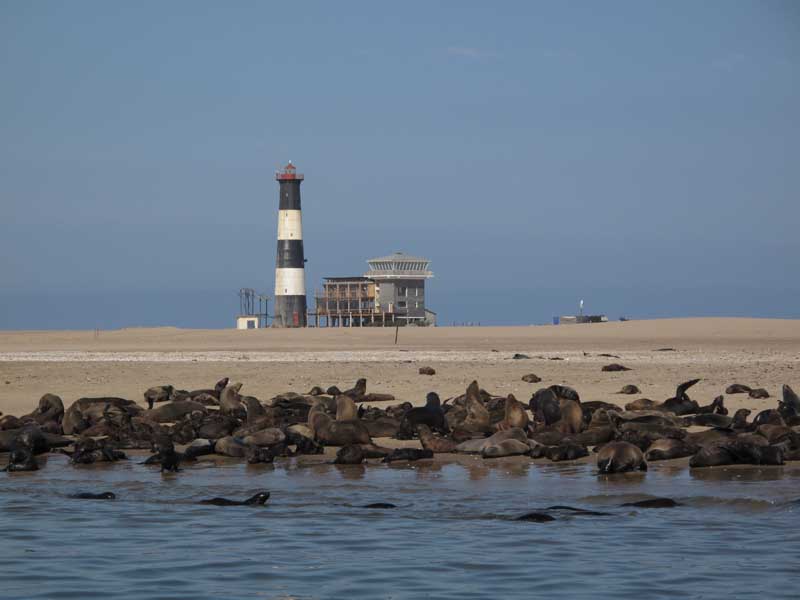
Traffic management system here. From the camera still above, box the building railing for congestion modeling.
[275,172,304,180]
[365,270,433,278]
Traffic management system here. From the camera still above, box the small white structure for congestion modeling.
[236,315,260,330]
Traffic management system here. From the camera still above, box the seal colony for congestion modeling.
[2,375,799,476]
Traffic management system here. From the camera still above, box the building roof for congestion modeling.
[323,276,373,282]
[365,251,433,279]
[367,251,429,264]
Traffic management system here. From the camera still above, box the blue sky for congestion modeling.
[1,1,798,328]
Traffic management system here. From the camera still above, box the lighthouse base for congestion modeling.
[273,295,308,328]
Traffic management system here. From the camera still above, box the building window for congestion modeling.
[398,301,407,308]
[399,286,407,296]
[415,287,420,297]
[415,301,420,309]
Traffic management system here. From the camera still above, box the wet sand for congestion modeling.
[1,318,798,418]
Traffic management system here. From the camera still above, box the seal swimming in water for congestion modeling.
[69,492,116,500]
[597,441,647,473]
[199,492,270,506]
[362,502,396,509]
[514,512,556,522]
[621,498,681,508]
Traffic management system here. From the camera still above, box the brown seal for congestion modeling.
[417,424,457,453]
[308,403,371,446]
[495,394,529,431]
[597,441,647,473]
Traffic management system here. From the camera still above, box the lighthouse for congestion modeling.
[273,161,307,327]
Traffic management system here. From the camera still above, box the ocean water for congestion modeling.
[1,455,799,599]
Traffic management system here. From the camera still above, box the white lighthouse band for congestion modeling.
[277,209,303,240]
[274,267,306,296]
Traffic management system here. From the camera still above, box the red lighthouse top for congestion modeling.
[275,161,304,181]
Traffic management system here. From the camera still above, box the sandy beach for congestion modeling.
[1,317,798,418]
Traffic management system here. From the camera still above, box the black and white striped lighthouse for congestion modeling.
[273,161,307,327]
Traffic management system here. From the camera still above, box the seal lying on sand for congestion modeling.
[481,438,531,458]
[199,492,270,506]
[399,393,448,436]
[417,424,457,453]
[495,394,529,431]
[382,448,433,462]
[308,403,371,446]
[335,445,365,465]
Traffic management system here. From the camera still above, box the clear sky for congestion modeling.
[1,1,798,328]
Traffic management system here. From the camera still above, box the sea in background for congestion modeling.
[2,454,799,599]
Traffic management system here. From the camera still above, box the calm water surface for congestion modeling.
[1,455,799,599]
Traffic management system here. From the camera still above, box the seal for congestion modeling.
[199,492,270,506]
[400,392,448,436]
[618,385,641,395]
[341,378,367,399]
[335,395,358,421]
[597,441,647,473]
[659,379,701,415]
[514,512,556,522]
[219,383,246,418]
[362,503,396,509]
[543,443,589,462]
[460,381,491,433]
[334,445,365,465]
[495,394,529,431]
[725,383,752,394]
[4,440,38,472]
[308,403,371,446]
[69,492,116,500]
[481,438,531,458]
[529,388,561,425]
[689,439,784,468]
[153,437,180,472]
[602,363,631,372]
[557,399,583,434]
[645,438,697,461]
[22,393,65,427]
[382,448,433,462]
[417,424,457,453]
[456,428,528,454]
[621,498,681,508]
[695,395,727,415]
